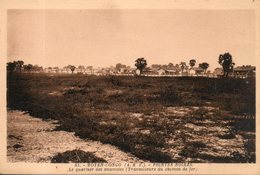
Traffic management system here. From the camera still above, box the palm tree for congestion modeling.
[199,62,209,73]
[180,62,187,75]
[218,52,234,77]
[189,59,196,69]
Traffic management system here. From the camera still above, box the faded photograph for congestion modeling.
[7,9,255,163]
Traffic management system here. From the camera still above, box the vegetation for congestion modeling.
[7,73,255,163]
[7,61,43,74]
[23,64,33,73]
[219,52,235,77]
[7,62,17,74]
[189,59,196,69]
[67,65,76,74]
[51,149,107,163]
[7,60,24,74]
[179,62,187,74]
[199,62,209,73]
[78,65,85,74]
[115,63,127,71]
[135,58,147,74]
[16,60,24,73]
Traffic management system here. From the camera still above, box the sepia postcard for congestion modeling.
[0,0,259,174]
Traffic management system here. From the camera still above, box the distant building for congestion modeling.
[213,66,255,78]
[213,68,223,77]
[141,67,157,75]
[157,68,166,75]
[165,68,179,75]
[232,65,255,78]
[190,67,204,76]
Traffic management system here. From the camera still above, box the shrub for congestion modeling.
[51,149,107,163]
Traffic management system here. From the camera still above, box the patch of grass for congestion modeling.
[179,145,199,158]
[133,146,173,163]
[51,149,107,163]
[158,88,180,105]
[217,132,236,139]
[7,74,255,163]
[188,141,207,148]
[197,151,248,163]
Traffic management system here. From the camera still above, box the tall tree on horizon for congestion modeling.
[180,62,187,75]
[189,59,196,69]
[67,65,76,74]
[135,57,147,74]
[168,63,174,69]
[218,52,235,77]
[199,62,209,73]
[7,62,16,74]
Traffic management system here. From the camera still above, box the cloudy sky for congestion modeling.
[7,9,255,69]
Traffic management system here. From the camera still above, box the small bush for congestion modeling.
[179,145,200,158]
[51,149,107,163]
[133,146,173,163]
[108,76,123,86]
[188,141,207,148]
[159,89,180,104]
[217,132,236,139]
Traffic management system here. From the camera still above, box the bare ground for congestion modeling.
[7,110,146,163]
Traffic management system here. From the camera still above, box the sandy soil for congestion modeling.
[7,110,146,163]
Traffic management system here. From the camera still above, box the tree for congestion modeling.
[16,60,24,73]
[67,65,76,74]
[168,63,174,69]
[52,67,59,73]
[32,65,43,72]
[86,66,93,74]
[63,66,70,73]
[199,62,209,73]
[24,64,33,73]
[7,62,16,74]
[78,65,85,73]
[218,52,234,77]
[115,63,127,72]
[135,58,147,74]
[180,62,187,74]
[189,59,196,69]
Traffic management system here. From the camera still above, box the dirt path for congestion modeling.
[7,110,146,163]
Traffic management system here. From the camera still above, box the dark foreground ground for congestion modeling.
[7,74,255,163]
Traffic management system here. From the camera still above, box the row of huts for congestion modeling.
[42,65,255,78]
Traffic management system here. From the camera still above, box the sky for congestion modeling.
[7,9,255,70]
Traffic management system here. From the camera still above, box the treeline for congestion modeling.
[7,60,43,73]
[7,52,236,77]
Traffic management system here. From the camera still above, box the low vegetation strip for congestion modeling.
[51,150,107,163]
[7,74,255,162]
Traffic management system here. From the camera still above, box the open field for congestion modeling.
[7,74,255,163]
